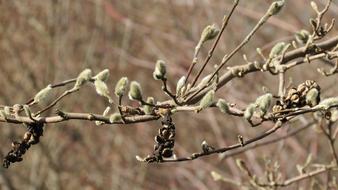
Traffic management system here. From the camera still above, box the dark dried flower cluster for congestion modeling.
[144,113,175,162]
[3,122,44,168]
[273,80,321,114]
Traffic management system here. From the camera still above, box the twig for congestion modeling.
[161,121,283,162]
[188,0,240,88]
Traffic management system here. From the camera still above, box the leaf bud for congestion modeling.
[216,99,229,114]
[153,60,167,80]
[114,77,129,97]
[94,69,110,82]
[198,90,215,112]
[128,81,143,101]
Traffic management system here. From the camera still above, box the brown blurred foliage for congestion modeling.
[0,0,337,189]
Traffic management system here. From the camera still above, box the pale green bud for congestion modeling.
[255,93,273,116]
[200,24,219,43]
[306,88,320,107]
[153,60,167,80]
[330,109,338,122]
[95,106,111,126]
[198,90,215,112]
[295,29,310,44]
[268,0,285,16]
[114,77,129,97]
[109,113,122,123]
[216,99,229,114]
[316,97,338,109]
[176,76,186,97]
[310,1,319,13]
[94,69,109,82]
[128,81,143,101]
[269,42,286,59]
[143,97,155,115]
[73,69,92,89]
[4,106,11,115]
[94,79,113,103]
[244,103,255,120]
[33,85,52,104]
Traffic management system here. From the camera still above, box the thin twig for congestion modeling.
[188,0,240,88]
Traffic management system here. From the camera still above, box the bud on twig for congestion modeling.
[114,77,129,97]
[33,85,52,104]
[244,104,255,120]
[255,93,273,117]
[73,69,92,90]
[267,0,285,16]
[128,81,143,102]
[269,42,286,59]
[216,99,229,114]
[143,97,155,115]
[109,113,122,123]
[94,79,113,103]
[295,29,310,44]
[200,24,219,44]
[94,69,110,82]
[153,60,167,80]
[198,90,215,112]
[176,76,186,97]
[305,88,320,107]
[315,97,338,110]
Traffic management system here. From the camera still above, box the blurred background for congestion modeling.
[0,0,337,189]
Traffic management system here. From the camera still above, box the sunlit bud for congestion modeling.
[269,42,286,59]
[94,79,113,103]
[73,69,92,89]
[200,24,219,43]
[255,93,273,116]
[109,113,122,123]
[295,29,310,44]
[316,97,338,109]
[128,81,143,101]
[216,99,229,114]
[244,103,255,120]
[94,69,110,82]
[4,106,11,115]
[33,85,52,104]
[176,76,186,97]
[143,97,155,115]
[153,60,167,80]
[267,0,285,16]
[114,77,129,97]
[306,88,320,107]
[198,90,215,112]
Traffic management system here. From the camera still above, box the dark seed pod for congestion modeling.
[154,135,165,144]
[162,148,173,158]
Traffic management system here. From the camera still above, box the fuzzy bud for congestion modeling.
[267,0,285,16]
[198,90,215,112]
[94,69,109,82]
[94,79,113,103]
[128,81,143,101]
[176,76,186,97]
[73,69,92,89]
[316,97,338,110]
[109,113,122,123]
[143,97,155,115]
[295,29,310,44]
[95,106,111,126]
[4,106,11,115]
[33,85,52,104]
[269,42,286,59]
[306,88,320,107]
[330,109,338,122]
[200,24,219,43]
[244,104,255,120]
[310,1,319,13]
[114,77,129,97]
[255,93,273,116]
[216,99,229,114]
[153,60,167,80]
